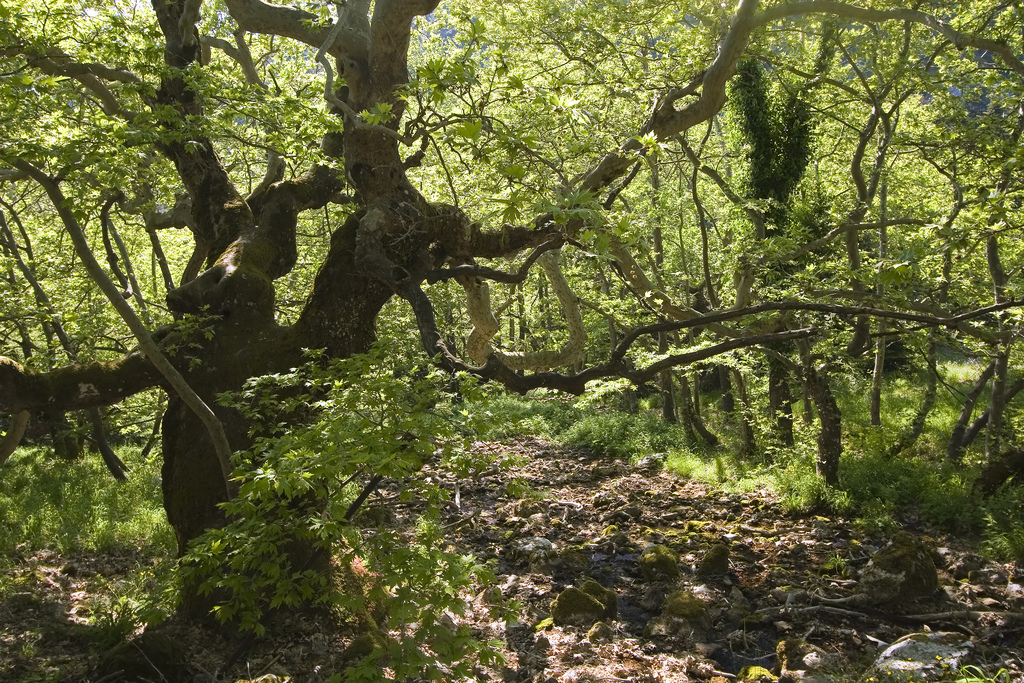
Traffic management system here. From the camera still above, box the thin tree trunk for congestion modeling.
[796,338,815,425]
[659,332,676,423]
[149,228,176,295]
[948,361,996,465]
[870,330,886,426]
[870,184,888,425]
[961,378,1024,455]
[140,393,164,461]
[986,234,1009,463]
[887,335,937,458]
[687,372,719,446]
[2,205,131,477]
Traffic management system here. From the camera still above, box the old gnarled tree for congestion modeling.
[3,0,1024,617]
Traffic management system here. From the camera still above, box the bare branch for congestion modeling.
[180,0,204,47]
[460,250,586,371]
[426,237,565,284]
[313,21,412,144]
[23,51,142,119]
[762,219,928,266]
[753,2,1024,78]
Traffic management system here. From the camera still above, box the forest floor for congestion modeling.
[2,435,1023,682]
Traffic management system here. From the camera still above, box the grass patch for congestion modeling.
[479,391,692,460]
[476,393,579,441]
[0,446,174,554]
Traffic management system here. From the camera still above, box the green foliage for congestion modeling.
[181,338,509,678]
[731,59,815,231]
[474,393,579,441]
[84,562,177,649]
[476,390,688,460]
[0,445,174,554]
[954,666,1014,683]
[559,410,684,460]
[980,485,1024,563]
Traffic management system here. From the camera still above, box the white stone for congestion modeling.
[862,632,973,682]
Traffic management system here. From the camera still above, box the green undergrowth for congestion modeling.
[0,445,174,555]
[478,392,686,458]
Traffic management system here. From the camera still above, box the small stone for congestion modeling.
[968,567,1009,586]
[640,585,667,611]
[949,552,985,580]
[555,549,590,575]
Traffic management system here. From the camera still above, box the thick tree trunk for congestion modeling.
[806,365,841,486]
[767,356,794,446]
[973,449,1024,496]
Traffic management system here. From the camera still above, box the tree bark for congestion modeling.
[806,365,841,486]
[768,356,794,446]
[732,367,756,455]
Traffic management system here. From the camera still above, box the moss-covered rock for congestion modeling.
[646,589,712,639]
[662,590,711,624]
[555,549,591,576]
[737,665,777,682]
[857,531,938,604]
[639,543,680,581]
[579,577,617,619]
[697,543,730,577]
[551,586,606,627]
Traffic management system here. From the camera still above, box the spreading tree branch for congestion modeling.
[14,161,236,498]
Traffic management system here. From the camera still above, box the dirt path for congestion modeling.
[1,436,1021,681]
